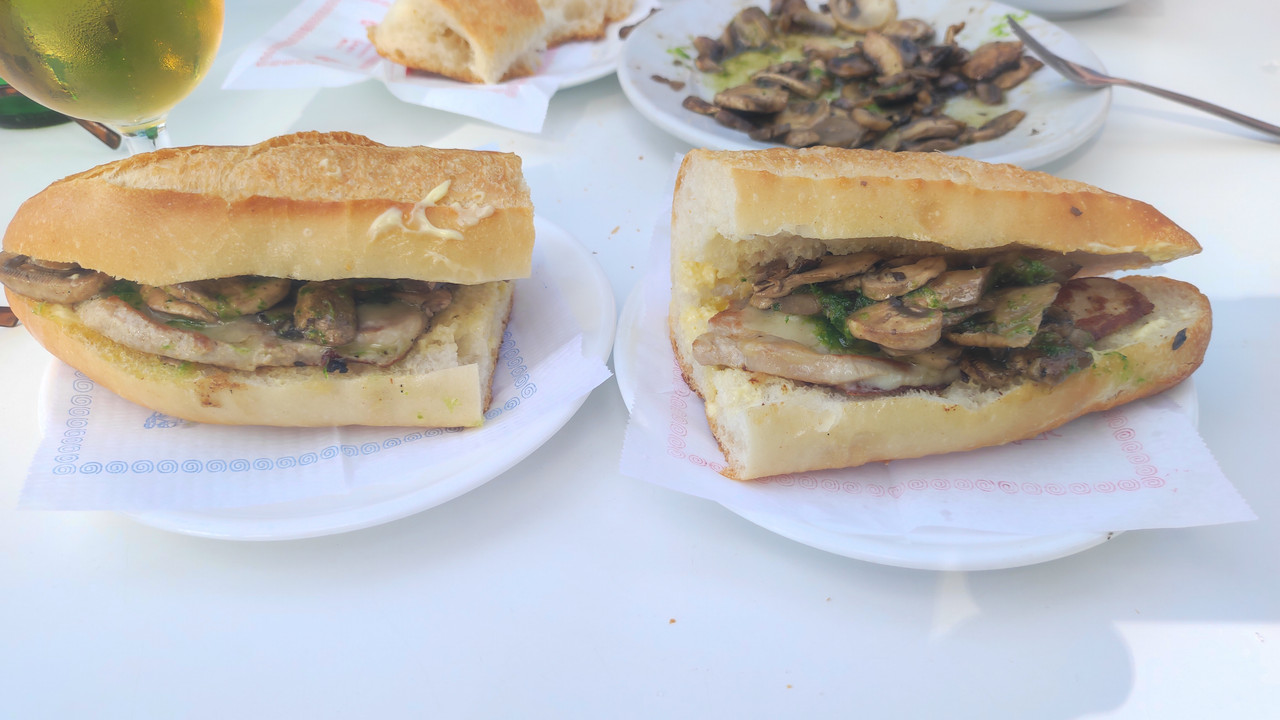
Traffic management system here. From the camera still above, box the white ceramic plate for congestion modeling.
[1002,0,1132,20]
[618,0,1111,168]
[613,282,1196,571]
[117,218,615,541]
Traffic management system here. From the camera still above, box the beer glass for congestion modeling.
[0,0,224,154]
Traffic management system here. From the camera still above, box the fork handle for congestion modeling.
[1116,78,1280,139]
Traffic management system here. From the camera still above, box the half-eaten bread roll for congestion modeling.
[367,0,546,85]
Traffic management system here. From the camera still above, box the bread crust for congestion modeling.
[8,282,515,427]
[3,132,535,286]
[669,148,1210,480]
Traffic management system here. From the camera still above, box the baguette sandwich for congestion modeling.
[670,148,1210,480]
[1,131,534,427]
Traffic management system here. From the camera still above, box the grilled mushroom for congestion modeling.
[961,41,1026,81]
[861,31,905,77]
[858,256,948,300]
[0,251,111,304]
[898,115,967,142]
[164,276,292,321]
[946,283,1061,348]
[723,7,774,52]
[829,0,898,33]
[754,72,823,99]
[714,84,790,114]
[846,298,943,352]
[752,252,881,303]
[293,281,358,347]
[966,110,1027,142]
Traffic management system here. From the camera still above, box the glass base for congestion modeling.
[118,122,172,154]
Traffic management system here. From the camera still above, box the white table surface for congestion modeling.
[2,0,1278,717]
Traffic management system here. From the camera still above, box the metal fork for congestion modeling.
[1006,16,1280,139]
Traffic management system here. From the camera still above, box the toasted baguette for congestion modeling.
[367,0,545,84]
[3,131,534,287]
[669,148,1209,480]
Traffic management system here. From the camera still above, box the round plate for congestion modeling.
[614,281,1197,571]
[1002,0,1132,20]
[119,218,615,541]
[618,0,1111,168]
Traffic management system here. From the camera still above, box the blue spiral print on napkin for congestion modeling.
[49,331,541,478]
[484,331,538,421]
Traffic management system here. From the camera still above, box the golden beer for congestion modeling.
[0,0,223,133]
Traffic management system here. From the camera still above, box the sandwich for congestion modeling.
[0,131,534,427]
[367,0,634,84]
[669,148,1210,480]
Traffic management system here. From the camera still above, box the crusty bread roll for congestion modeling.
[2,132,534,428]
[367,0,545,85]
[4,131,534,286]
[367,0,635,84]
[669,148,1210,480]
[540,0,634,46]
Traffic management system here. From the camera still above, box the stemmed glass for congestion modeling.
[0,0,224,154]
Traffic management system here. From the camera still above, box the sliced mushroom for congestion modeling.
[883,18,935,43]
[961,41,1025,81]
[782,129,822,147]
[692,36,724,64]
[903,267,993,310]
[165,276,292,320]
[749,122,793,142]
[714,109,760,132]
[774,99,831,131]
[851,106,894,131]
[723,7,774,52]
[808,114,868,148]
[682,95,719,116]
[293,281,358,347]
[898,115,966,142]
[845,298,943,352]
[967,109,1026,142]
[139,285,218,322]
[714,84,790,114]
[859,256,948,300]
[993,56,1043,90]
[945,283,1061,349]
[861,31,905,77]
[0,251,111,304]
[871,74,920,104]
[754,72,823,99]
[752,252,881,302]
[828,52,877,79]
[973,81,1003,105]
[786,7,838,35]
[829,0,898,33]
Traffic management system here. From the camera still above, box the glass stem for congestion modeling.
[117,121,172,155]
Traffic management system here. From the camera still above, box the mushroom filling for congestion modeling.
[678,2,1043,152]
[692,250,1155,395]
[0,251,454,373]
